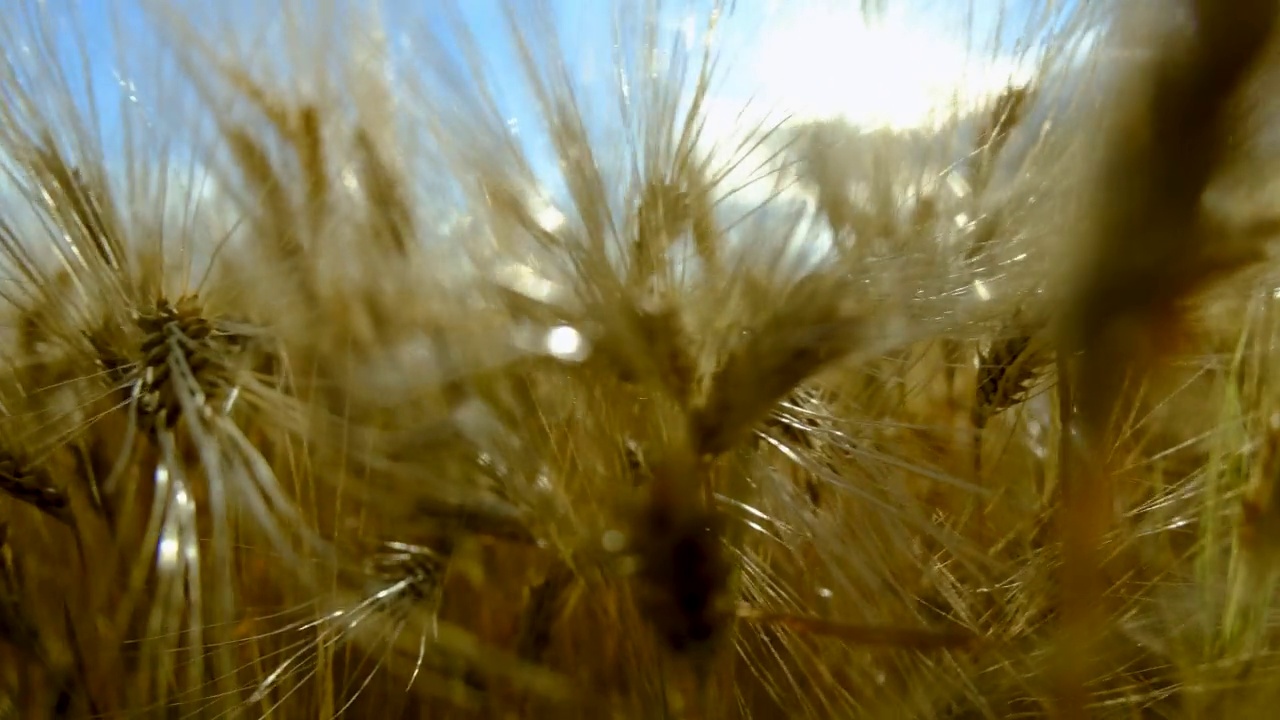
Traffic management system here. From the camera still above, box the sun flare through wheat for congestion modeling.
[3,1,1280,718]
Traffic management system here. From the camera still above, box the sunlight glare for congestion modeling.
[750,6,1033,131]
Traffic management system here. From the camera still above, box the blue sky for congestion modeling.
[48,1,598,132]
[47,0,1067,144]
[23,0,1083,229]
[0,0,1093,282]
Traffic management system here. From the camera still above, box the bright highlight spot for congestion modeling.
[158,535,180,569]
[972,278,992,301]
[532,199,567,233]
[545,324,589,362]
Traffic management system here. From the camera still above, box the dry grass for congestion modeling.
[2,0,1280,718]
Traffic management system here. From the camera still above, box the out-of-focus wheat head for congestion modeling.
[5,0,1280,718]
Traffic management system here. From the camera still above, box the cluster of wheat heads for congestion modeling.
[3,0,1280,718]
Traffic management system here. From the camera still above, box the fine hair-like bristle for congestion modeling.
[4,0,1280,718]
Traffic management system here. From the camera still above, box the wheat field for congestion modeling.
[2,0,1280,717]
